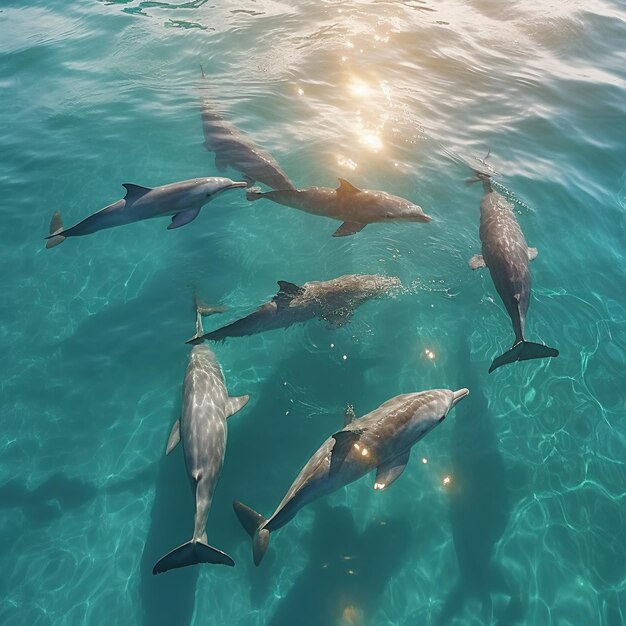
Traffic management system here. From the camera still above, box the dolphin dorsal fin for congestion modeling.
[330,428,365,475]
[337,178,361,196]
[273,281,304,310]
[122,183,152,202]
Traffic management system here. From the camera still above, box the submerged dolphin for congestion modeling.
[200,72,295,190]
[468,171,558,372]
[153,308,249,575]
[234,387,469,565]
[45,177,247,248]
[247,179,432,236]
[188,274,402,343]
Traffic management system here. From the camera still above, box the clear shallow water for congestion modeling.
[1,1,625,624]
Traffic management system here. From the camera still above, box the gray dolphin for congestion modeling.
[468,171,558,372]
[187,274,402,343]
[200,74,294,190]
[45,177,247,248]
[153,308,249,575]
[246,178,432,236]
[234,387,469,565]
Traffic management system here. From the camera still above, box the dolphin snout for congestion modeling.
[408,207,432,222]
[451,388,469,407]
[228,181,249,189]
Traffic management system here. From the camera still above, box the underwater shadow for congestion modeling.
[216,328,378,534]
[204,332,387,607]
[138,446,199,626]
[0,474,93,526]
[54,237,240,430]
[0,467,154,527]
[267,501,411,626]
[437,333,525,626]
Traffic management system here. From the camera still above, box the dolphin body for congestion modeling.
[233,387,469,565]
[188,274,402,343]
[153,309,249,575]
[200,92,295,190]
[45,177,247,248]
[468,172,558,372]
[247,179,432,236]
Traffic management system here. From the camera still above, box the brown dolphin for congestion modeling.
[247,178,431,236]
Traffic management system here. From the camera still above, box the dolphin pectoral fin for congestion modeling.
[336,178,362,196]
[226,395,250,418]
[528,247,538,261]
[273,280,305,310]
[330,429,365,475]
[45,210,66,248]
[374,449,410,490]
[343,404,356,427]
[122,183,152,202]
[469,254,486,270]
[167,207,201,230]
[165,419,181,455]
[332,221,366,237]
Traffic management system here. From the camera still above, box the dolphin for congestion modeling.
[152,307,249,575]
[468,171,558,372]
[187,274,402,343]
[45,177,247,248]
[247,179,432,236]
[200,72,295,190]
[233,387,469,565]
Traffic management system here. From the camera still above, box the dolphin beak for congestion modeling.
[451,388,469,407]
[229,181,249,190]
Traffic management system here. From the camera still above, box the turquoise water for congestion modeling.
[1,0,625,624]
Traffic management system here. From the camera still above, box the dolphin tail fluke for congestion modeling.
[45,210,66,248]
[245,187,264,202]
[152,539,234,575]
[186,333,206,345]
[233,501,270,566]
[489,340,559,373]
[187,293,227,343]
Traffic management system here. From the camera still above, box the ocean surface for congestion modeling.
[1,1,625,624]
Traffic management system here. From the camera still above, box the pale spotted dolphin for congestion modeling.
[45,177,247,248]
[247,179,431,236]
[233,388,469,565]
[153,307,249,574]
[468,171,558,372]
[187,274,402,343]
